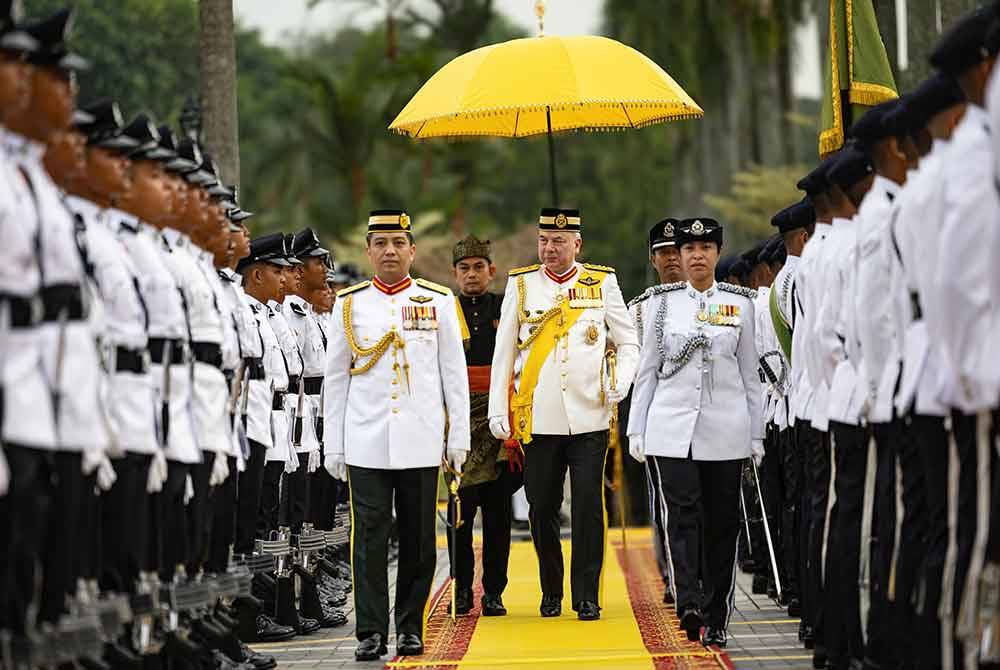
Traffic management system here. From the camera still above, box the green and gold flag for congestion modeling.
[819,0,898,157]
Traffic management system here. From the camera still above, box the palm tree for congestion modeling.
[198,0,240,185]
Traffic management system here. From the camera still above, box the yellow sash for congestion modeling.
[454,297,470,347]
[510,270,607,444]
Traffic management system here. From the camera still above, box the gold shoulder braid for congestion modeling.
[516,275,564,351]
[342,294,411,391]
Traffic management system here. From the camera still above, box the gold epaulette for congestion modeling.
[583,263,615,273]
[508,264,540,276]
[415,278,451,296]
[336,280,371,297]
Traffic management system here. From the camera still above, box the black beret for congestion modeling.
[771,198,815,233]
[929,5,999,74]
[847,98,904,147]
[826,145,874,190]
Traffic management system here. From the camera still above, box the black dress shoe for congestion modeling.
[539,595,562,617]
[396,633,424,656]
[296,615,322,635]
[787,597,802,618]
[255,615,295,642]
[702,626,727,648]
[311,605,349,628]
[455,587,473,615]
[239,643,277,670]
[576,601,600,621]
[678,607,704,642]
[802,625,815,649]
[481,593,506,617]
[355,634,387,662]
[812,644,828,669]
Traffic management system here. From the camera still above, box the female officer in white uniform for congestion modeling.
[626,218,763,648]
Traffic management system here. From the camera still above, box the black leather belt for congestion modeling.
[304,377,323,395]
[244,357,265,380]
[287,375,302,394]
[0,293,40,328]
[115,347,148,373]
[910,291,923,320]
[192,341,223,369]
[41,284,85,322]
[148,338,186,365]
[272,393,284,411]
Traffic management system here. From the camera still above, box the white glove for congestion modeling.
[446,448,467,474]
[307,450,321,473]
[146,451,168,493]
[0,448,8,497]
[605,385,625,405]
[95,454,117,492]
[324,453,347,482]
[284,449,299,474]
[183,474,194,504]
[82,448,104,476]
[489,415,511,440]
[209,451,229,487]
[751,439,765,467]
[628,435,645,463]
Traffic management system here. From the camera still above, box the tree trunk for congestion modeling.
[198,0,240,187]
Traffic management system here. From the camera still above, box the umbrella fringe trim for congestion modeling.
[390,108,704,139]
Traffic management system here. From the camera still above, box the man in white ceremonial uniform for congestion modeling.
[488,207,638,622]
[927,11,1000,667]
[768,199,815,624]
[787,159,837,656]
[627,217,762,648]
[287,228,332,530]
[626,218,684,606]
[809,145,874,669]
[890,72,966,669]
[324,209,469,662]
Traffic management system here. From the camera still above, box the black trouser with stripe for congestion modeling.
[447,467,522,596]
[651,454,743,629]
[259,461,285,539]
[801,425,831,641]
[756,423,785,589]
[187,453,214,574]
[523,431,608,608]
[779,425,803,603]
[282,451,312,534]
[207,455,238,573]
[152,460,191,582]
[235,439,268,556]
[912,413,949,670]
[348,465,437,640]
[824,422,868,665]
[39,451,88,624]
[865,421,897,667]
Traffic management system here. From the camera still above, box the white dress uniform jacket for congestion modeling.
[268,302,300,466]
[0,130,57,449]
[285,295,323,455]
[244,295,287,454]
[931,104,1000,412]
[893,142,950,417]
[790,223,831,426]
[488,263,639,436]
[67,196,157,455]
[324,276,470,470]
[755,286,789,430]
[627,281,763,460]
[854,176,904,423]
[770,255,799,428]
[813,216,864,426]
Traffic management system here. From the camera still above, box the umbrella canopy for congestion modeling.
[389,35,703,139]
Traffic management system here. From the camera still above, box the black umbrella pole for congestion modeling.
[546,107,559,206]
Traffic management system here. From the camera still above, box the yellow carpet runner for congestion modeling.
[387,530,732,669]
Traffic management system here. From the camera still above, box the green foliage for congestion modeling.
[30,0,818,301]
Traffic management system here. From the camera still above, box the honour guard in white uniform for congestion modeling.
[627,217,762,648]
[488,207,638,622]
[324,209,469,662]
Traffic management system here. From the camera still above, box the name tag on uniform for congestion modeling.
[403,305,438,330]
[708,304,740,327]
[568,286,603,309]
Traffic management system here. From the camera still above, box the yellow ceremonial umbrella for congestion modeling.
[389,5,703,204]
